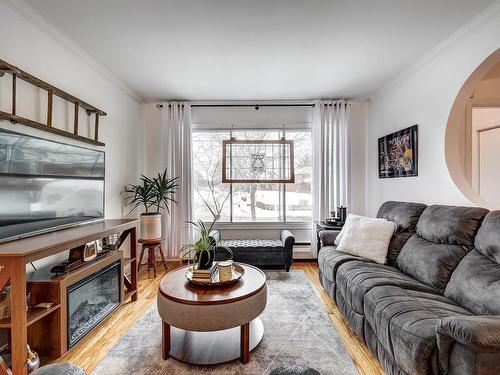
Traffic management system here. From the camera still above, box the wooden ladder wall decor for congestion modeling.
[0,59,106,146]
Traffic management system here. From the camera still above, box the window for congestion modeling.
[192,129,312,223]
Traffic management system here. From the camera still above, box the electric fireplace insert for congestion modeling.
[67,261,121,347]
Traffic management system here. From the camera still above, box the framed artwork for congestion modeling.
[222,139,295,183]
[378,125,418,178]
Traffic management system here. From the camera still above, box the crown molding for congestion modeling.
[370,0,500,101]
[1,0,145,103]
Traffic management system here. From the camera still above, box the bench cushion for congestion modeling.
[220,239,283,250]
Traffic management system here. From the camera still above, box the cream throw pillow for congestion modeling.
[336,214,396,264]
[334,213,361,246]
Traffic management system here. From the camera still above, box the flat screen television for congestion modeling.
[0,128,105,243]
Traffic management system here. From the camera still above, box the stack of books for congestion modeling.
[192,263,218,281]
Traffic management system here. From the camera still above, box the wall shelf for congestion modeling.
[0,58,106,146]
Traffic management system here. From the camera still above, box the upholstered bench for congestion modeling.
[210,230,295,271]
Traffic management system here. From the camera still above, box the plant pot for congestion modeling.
[197,248,215,270]
[140,213,162,240]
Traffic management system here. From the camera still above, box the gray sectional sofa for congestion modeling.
[318,201,500,375]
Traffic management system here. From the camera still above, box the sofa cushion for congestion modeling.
[474,210,500,263]
[318,247,363,283]
[395,205,488,293]
[396,235,468,293]
[445,249,500,316]
[364,286,472,375]
[377,201,427,233]
[364,322,408,375]
[318,267,336,299]
[415,205,487,247]
[445,211,500,316]
[336,288,366,340]
[377,201,427,266]
[336,260,438,315]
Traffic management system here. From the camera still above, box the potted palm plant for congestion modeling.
[123,169,178,240]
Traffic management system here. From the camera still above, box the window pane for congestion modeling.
[286,131,312,221]
[192,131,231,222]
[232,183,283,222]
[192,128,312,223]
[230,130,283,222]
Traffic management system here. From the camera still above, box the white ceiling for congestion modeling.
[25,0,496,102]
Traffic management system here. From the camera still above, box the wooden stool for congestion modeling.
[138,238,167,277]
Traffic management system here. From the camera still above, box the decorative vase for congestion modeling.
[140,213,162,240]
[26,345,40,374]
[197,248,215,270]
[218,261,233,282]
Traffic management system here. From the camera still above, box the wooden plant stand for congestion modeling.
[138,238,167,277]
[0,219,138,375]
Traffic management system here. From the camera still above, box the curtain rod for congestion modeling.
[155,102,349,109]
[156,103,314,109]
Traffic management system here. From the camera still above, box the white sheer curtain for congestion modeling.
[161,101,193,258]
[311,100,351,255]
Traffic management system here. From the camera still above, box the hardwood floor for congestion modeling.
[55,261,384,375]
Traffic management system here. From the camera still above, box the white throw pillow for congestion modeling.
[336,214,396,264]
[334,213,362,246]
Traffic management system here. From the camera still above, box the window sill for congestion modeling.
[213,222,312,230]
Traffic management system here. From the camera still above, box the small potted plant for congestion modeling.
[123,169,178,240]
[180,219,217,269]
[180,214,233,270]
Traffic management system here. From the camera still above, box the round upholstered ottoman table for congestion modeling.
[157,263,267,365]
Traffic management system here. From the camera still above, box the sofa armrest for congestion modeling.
[318,229,341,247]
[437,316,500,375]
[437,316,500,351]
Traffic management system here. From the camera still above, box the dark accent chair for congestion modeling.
[210,230,295,271]
[318,201,500,375]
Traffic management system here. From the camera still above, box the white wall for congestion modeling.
[366,4,500,215]
[472,107,500,205]
[0,2,145,267]
[143,102,367,244]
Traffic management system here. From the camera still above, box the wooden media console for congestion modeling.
[0,219,138,375]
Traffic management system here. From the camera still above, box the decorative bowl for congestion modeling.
[185,262,245,286]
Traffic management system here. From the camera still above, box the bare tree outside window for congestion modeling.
[193,131,231,221]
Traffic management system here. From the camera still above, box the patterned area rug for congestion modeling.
[92,270,358,375]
